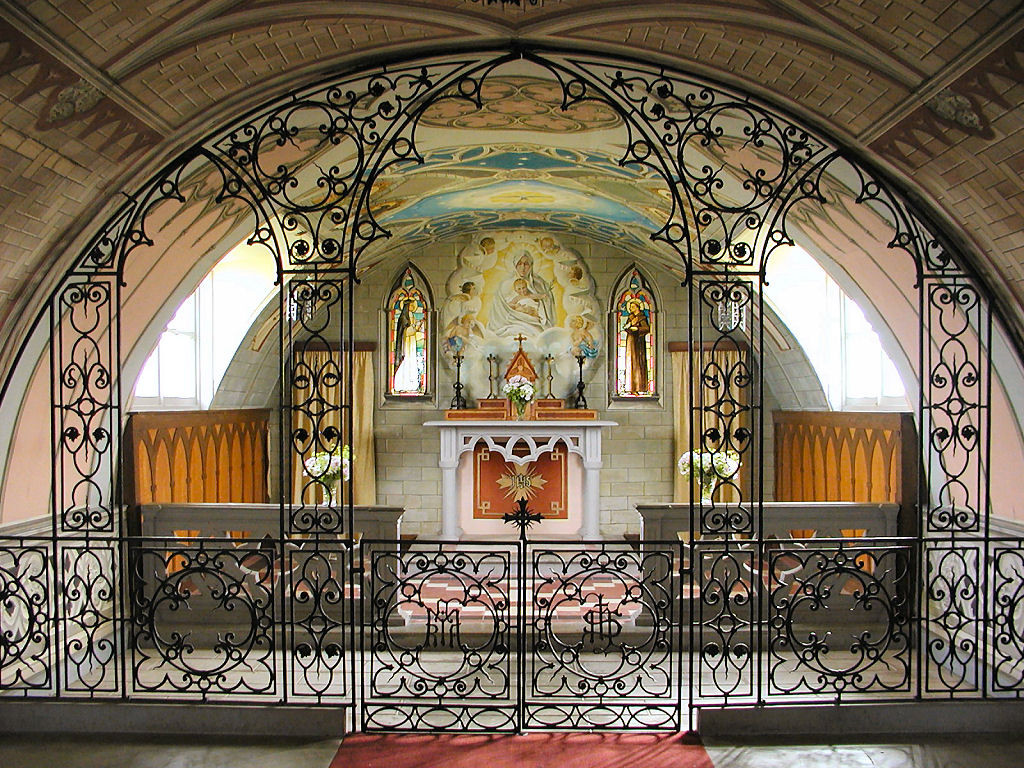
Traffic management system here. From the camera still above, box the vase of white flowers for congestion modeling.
[677,450,740,502]
[303,446,350,505]
[502,375,535,419]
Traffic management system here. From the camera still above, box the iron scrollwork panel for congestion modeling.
[562,55,829,266]
[59,541,119,694]
[365,543,515,731]
[767,540,911,699]
[52,278,118,534]
[129,538,276,699]
[288,278,349,536]
[692,543,755,702]
[923,277,989,534]
[991,542,1024,695]
[695,278,755,537]
[526,544,678,730]
[924,541,980,695]
[287,543,350,703]
[212,59,480,271]
[0,540,51,692]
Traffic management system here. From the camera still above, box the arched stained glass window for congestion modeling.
[385,267,430,397]
[613,268,656,398]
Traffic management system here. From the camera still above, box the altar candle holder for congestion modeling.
[486,353,499,399]
[571,352,588,409]
[450,351,468,409]
[543,353,555,399]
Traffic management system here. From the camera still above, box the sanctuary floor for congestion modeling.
[2,733,1024,768]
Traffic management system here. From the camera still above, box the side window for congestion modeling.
[612,268,657,399]
[133,293,199,407]
[132,246,277,410]
[385,266,431,397]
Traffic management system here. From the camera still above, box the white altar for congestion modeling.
[424,419,616,540]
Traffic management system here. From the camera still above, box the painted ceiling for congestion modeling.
[418,76,622,133]
[154,63,864,282]
[368,143,671,263]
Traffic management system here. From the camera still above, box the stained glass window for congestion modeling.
[385,267,430,397]
[613,269,656,398]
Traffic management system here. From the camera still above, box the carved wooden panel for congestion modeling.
[773,411,916,505]
[124,409,270,504]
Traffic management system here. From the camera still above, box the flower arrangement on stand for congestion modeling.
[502,375,535,419]
[677,450,740,502]
[303,446,350,505]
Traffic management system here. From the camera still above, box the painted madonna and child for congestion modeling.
[423,232,654,403]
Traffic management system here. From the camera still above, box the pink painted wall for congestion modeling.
[0,178,254,524]
[788,183,1024,522]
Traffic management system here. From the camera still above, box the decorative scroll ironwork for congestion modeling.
[924,279,987,533]
[287,544,349,702]
[289,278,347,535]
[52,279,117,533]
[924,543,980,694]
[0,44,1009,730]
[0,541,51,691]
[992,543,1024,694]
[560,56,828,268]
[693,543,755,702]
[130,539,276,698]
[365,543,514,731]
[526,544,678,729]
[211,59,484,272]
[60,542,118,693]
[767,541,911,698]
[695,278,754,536]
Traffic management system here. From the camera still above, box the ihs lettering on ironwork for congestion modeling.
[424,600,462,649]
[582,593,623,649]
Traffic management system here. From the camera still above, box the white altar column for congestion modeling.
[438,426,462,540]
[580,426,604,539]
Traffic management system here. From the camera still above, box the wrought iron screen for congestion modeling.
[0,47,1020,733]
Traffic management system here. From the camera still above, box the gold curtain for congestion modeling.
[291,348,376,506]
[672,347,744,503]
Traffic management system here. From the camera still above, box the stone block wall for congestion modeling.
[212,231,811,537]
[355,232,722,538]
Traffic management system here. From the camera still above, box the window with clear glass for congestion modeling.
[764,245,907,410]
[134,294,198,405]
[132,245,277,409]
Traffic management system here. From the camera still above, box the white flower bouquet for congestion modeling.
[677,450,740,501]
[502,375,535,418]
[303,446,351,485]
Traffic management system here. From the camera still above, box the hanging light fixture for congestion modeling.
[469,0,541,7]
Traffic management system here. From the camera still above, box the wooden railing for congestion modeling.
[124,409,270,504]
[773,410,916,504]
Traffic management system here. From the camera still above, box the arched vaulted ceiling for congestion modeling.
[0,0,1023,386]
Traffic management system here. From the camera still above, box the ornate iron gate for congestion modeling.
[363,539,678,731]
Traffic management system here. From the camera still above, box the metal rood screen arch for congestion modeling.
[2,47,1017,734]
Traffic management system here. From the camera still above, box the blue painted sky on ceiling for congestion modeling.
[387,147,643,177]
[384,180,658,229]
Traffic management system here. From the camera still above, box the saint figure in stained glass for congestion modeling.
[386,268,429,396]
[614,269,656,397]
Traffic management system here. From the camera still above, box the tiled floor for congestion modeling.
[2,734,1024,768]
[702,739,1024,768]
[0,735,343,768]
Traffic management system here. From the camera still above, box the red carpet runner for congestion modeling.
[331,732,713,768]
